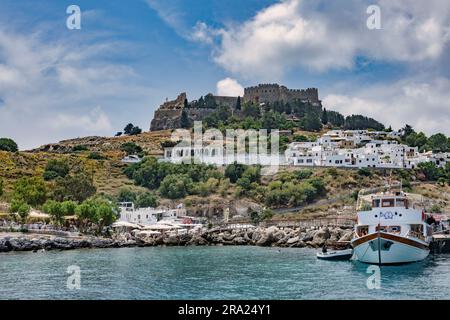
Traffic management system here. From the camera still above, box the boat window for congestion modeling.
[372,199,381,208]
[356,226,369,237]
[382,198,395,207]
[388,226,401,234]
[395,198,406,207]
[375,226,387,232]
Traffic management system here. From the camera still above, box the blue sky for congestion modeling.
[0,0,449,149]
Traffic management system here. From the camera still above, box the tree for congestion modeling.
[42,200,65,226]
[344,115,384,131]
[129,126,142,135]
[418,162,444,181]
[13,177,47,207]
[96,202,119,232]
[236,96,241,111]
[159,174,193,199]
[401,124,415,141]
[242,102,260,118]
[302,112,322,132]
[204,94,217,109]
[405,132,428,149]
[124,123,134,135]
[327,110,345,127]
[180,109,190,129]
[43,159,70,181]
[117,188,137,203]
[61,201,77,216]
[0,138,18,152]
[427,133,448,152]
[53,173,96,202]
[121,142,143,155]
[10,198,30,224]
[136,192,159,208]
[115,132,123,137]
[225,163,247,183]
[0,178,3,197]
[321,108,329,125]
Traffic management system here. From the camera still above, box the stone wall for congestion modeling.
[150,93,186,131]
[243,84,319,104]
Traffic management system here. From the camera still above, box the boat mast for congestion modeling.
[377,225,382,266]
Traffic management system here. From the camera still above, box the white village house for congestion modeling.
[162,129,449,170]
[117,203,204,227]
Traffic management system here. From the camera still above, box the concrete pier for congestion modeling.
[431,234,450,254]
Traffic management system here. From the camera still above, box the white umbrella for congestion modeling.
[142,224,181,230]
[112,221,141,229]
[137,230,161,236]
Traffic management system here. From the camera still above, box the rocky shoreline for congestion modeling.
[0,226,354,253]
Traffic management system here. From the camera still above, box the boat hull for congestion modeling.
[351,233,430,264]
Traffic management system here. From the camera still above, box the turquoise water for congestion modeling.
[1,247,449,300]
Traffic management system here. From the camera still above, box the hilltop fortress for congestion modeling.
[150,84,321,131]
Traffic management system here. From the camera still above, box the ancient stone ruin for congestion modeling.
[150,84,321,131]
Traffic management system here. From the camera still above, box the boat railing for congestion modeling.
[406,230,425,241]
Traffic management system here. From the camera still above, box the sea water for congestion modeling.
[1,246,449,300]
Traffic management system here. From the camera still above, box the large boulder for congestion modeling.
[256,232,273,247]
[312,228,331,246]
[233,237,248,245]
[188,235,208,246]
[339,231,354,242]
[163,235,180,246]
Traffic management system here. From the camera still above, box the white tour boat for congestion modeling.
[351,190,433,264]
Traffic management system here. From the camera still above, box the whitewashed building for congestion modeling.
[285,130,445,169]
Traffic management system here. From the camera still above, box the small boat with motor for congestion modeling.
[316,248,353,261]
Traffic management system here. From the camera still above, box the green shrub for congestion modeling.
[13,177,47,207]
[135,192,159,208]
[225,163,247,183]
[72,145,89,152]
[121,142,143,155]
[357,168,373,177]
[43,159,69,181]
[42,200,65,225]
[117,188,137,203]
[87,152,106,160]
[53,173,96,202]
[9,198,30,223]
[0,138,18,152]
[430,204,442,213]
[159,174,193,199]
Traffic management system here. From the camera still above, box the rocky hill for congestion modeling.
[29,130,172,155]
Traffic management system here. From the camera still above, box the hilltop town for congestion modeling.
[0,83,449,236]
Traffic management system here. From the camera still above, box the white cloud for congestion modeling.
[196,0,450,79]
[323,77,450,136]
[0,27,151,150]
[49,107,112,132]
[216,78,244,96]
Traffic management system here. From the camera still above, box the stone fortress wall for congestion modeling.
[243,84,319,105]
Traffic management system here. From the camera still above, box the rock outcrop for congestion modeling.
[0,225,353,253]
